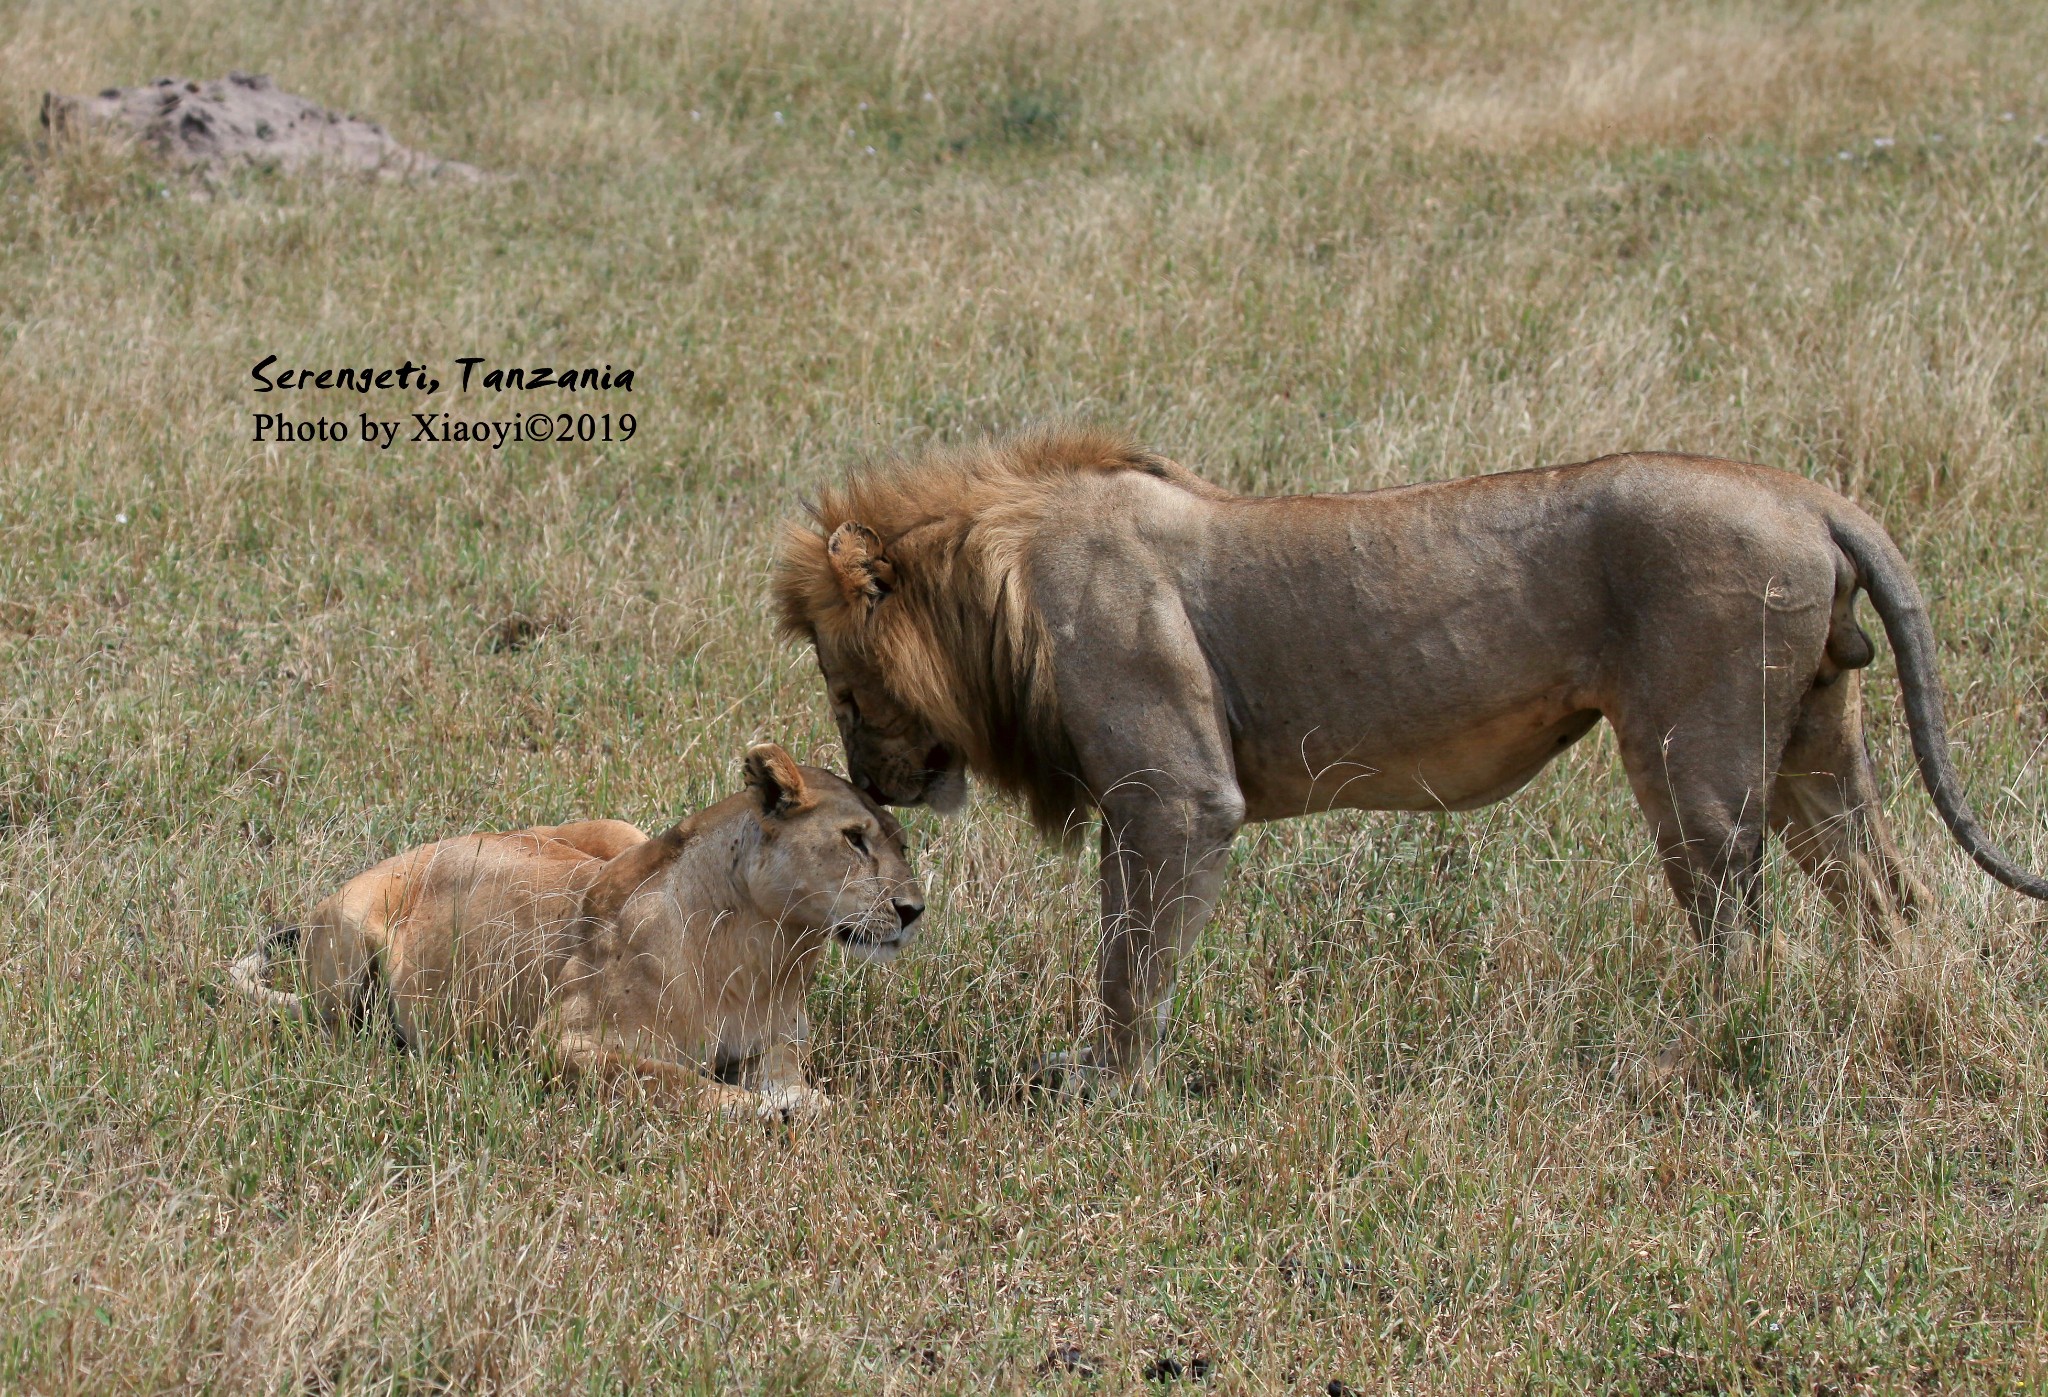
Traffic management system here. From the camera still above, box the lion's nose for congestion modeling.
[892,898,924,930]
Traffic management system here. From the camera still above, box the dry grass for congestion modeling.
[3,0,2048,1390]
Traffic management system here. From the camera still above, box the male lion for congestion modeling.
[776,427,2047,1086]
[229,744,923,1118]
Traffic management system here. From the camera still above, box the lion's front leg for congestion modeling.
[1037,574,1244,1094]
[1083,791,1241,1088]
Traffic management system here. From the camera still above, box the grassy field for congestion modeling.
[4,0,2048,1390]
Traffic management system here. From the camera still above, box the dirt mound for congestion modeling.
[40,72,484,183]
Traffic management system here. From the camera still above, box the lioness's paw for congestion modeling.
[708,1084,762,1118]
[752,1083,834,1123]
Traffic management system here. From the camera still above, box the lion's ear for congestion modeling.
[744,743,812,817]
[826,522,895,609]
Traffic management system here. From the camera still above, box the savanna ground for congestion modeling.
[3,0,2048,1390]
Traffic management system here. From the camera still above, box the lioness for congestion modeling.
[776,428,2047,1085]
[229,744,923,1117]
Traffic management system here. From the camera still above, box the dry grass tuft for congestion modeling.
[1414,11,1970,152]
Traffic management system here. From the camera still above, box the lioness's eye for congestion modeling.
[844,829,868,855]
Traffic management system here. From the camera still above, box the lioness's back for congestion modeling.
[305,820,648,1044]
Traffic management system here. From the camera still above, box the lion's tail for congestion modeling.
[226,924,310,1015]
[1829,509,2048,900]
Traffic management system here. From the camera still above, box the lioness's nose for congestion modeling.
[892,898,924,930]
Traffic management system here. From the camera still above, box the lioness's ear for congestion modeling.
[826,522,895,609]
[744,743,812,817]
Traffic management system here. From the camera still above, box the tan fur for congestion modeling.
[777,428,2045,1084]
[228,746,922,1118]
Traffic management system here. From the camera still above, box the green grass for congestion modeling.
[3,0,2048,1389]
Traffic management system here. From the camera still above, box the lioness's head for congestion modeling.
[775,520,970,814]
[741,742,925,961]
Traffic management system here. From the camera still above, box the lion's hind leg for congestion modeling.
[1607,557,1843,1036]
[1770,671,1931,951]
[1608,629,1821,1084]
[1614,749,1776,1086]
[1614,714,1783,1000]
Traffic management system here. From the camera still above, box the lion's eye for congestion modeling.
[835,691,860,721]
[844,828,868,855]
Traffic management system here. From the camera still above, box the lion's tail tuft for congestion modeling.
[226,923,309,1015]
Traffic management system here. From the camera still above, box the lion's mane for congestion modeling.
[775,426,1224,833]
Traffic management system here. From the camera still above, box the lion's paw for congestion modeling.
[1025,1049,1138,1102]
[1625,1037,1710,1097]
